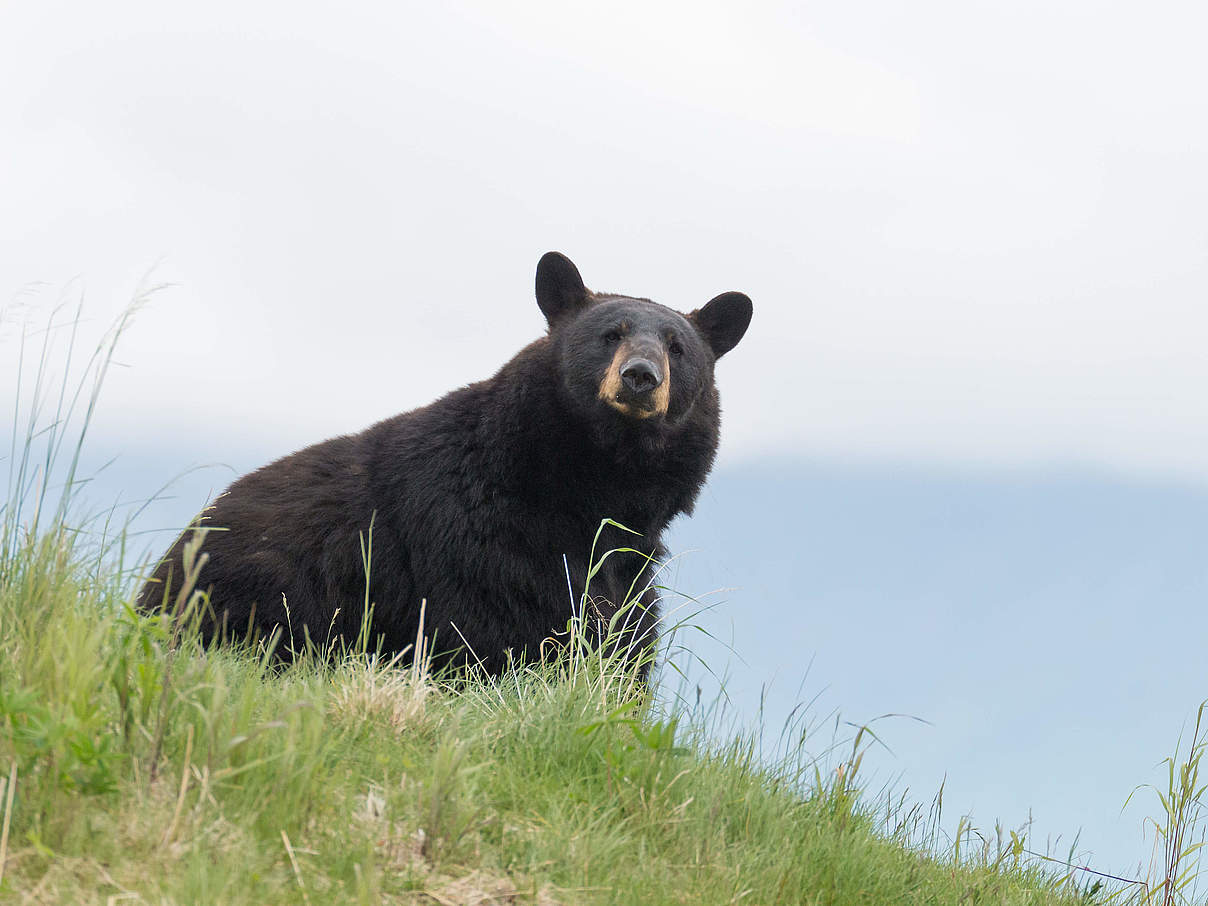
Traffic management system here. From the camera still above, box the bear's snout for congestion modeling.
[621,357,663,394]
[598,341,672,420]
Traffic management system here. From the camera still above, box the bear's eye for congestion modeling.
[603,330,622,345]
[668,339,684,357]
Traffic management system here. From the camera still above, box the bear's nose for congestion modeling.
[621,357,663,394]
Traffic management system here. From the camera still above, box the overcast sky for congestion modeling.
[4,0,1208,481]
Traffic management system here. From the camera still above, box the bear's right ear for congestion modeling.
[535,252,589,326]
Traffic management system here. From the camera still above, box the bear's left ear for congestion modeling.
[535,252,590,326]
[690,291,753,359]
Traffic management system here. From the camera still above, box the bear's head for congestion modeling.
[535,251,752,428]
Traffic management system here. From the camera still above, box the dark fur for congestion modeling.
[138,253,752,675]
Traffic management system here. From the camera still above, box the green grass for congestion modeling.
[0,293,1191,905]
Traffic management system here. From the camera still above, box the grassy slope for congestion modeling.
[0,520,1098,905]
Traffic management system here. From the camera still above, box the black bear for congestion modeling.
[138,252,752,675]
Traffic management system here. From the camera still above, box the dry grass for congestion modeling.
[329,651,436,733]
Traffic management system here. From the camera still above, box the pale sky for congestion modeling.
[4,0,1208,481]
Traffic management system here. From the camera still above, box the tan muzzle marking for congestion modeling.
[597,344,671,419]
